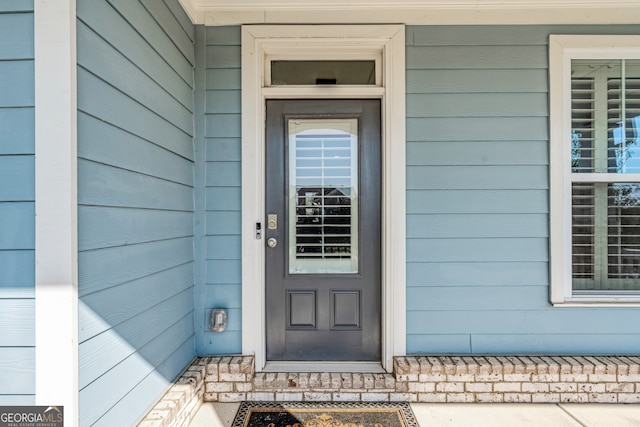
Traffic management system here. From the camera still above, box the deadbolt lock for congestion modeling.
[267,214,277,230]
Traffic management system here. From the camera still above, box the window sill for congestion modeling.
[554,294,640,307]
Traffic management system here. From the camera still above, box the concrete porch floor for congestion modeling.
[189,402,640,427]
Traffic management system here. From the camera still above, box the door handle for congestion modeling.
[267,237,278,248]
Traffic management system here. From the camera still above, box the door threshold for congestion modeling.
[262,361,385,373]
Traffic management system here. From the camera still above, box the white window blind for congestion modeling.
[571,59,640,291]
[288,119,359,274]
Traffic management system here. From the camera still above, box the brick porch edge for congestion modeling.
[137,355,640,426]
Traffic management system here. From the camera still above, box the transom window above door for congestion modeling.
[271,60,376,85]
[263,48,382,87]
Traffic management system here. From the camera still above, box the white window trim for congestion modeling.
[34,0,79,421]
[241,25,406,371]
[549,35,640,305]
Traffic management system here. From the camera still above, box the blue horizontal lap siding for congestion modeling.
[406,25,640,355]
[78,238,194,297]
[78,0,193,111]
[408,189,548,214]
[407,213,548,239]
[140,0,194,65]
[79,263,194,343]
[100,0,193,84]
[77,1,195,425]
[0,156,34,201]
[79,290,194,389]
[161,0,194,43]
[0,203,34,249]
[406,140,548,166]
[77,23,193,134]
[199,26,242,355]
[0,61,33,107]
[77,113,193,190]
[0,108,34,155]
[0,0,32,12]
[78,206,193,251]
[407,262,549,287]
[77,69,193,161]
[0,5,35,405]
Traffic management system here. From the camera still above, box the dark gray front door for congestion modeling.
[265,99,381,361]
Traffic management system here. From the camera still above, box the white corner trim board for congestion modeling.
[34,0,79,423]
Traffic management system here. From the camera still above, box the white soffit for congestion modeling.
[180,0,640,25]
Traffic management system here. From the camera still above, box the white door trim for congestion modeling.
[241,25,406,372]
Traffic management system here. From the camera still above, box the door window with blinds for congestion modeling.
[288,119,359,274]
[571,59,640,292]
[549,35,640,302]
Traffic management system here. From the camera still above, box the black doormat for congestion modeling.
[231,401,419,427]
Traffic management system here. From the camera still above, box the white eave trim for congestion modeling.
[181,0,640,25]
[178,0,204,25]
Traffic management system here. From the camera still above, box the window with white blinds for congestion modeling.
[570,59,640,291]
[287,119,359,275]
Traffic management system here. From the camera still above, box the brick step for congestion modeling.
[393,356,640,404]
[394,355,640,377]
[138,355,640,426]
[253,372,396,390]
[248,372,405,402]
